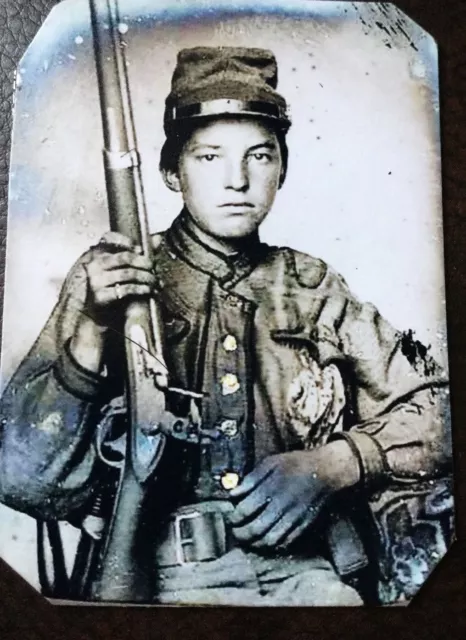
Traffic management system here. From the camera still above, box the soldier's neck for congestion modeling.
[182,210,259,257]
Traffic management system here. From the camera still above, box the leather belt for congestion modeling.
[155,501,236,568]
[155,501,370,578]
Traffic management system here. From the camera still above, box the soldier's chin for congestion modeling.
[213,214,263,239]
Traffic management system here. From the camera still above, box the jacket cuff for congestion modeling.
[54,339,107,401]
[329,430,390,491]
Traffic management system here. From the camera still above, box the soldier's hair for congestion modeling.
[159,118,289,186]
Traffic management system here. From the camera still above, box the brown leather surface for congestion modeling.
[0,0,465,637]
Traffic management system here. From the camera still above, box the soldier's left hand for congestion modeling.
[228,442,360,549]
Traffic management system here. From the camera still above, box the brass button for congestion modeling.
[220,472,240,490]
[221,373,240,396]
[223,335,238,352]
[219,419,238,437]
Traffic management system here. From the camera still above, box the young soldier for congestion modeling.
[0,47,450,605]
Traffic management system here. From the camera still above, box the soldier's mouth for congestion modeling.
[219,202,255,208]
[219,203,255,213]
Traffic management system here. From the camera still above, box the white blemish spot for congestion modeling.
[118,23,129,34]
[68,54,76,61]
[37,412,63,434]
[75,35,84,45]
[410,60,426,80]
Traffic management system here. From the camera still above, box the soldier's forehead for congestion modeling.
[184,118,279,143]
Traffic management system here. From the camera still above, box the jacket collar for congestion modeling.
[165,209,265,287]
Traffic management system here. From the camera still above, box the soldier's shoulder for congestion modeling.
[266,245,351,294]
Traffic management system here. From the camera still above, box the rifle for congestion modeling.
[66,0,198,602]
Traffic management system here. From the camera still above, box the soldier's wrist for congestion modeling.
[328,431,390,491]
[69,314,108,374]
[321,440,362,491]
[54,338,108,401]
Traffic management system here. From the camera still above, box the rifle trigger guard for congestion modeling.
[95,395,127,469]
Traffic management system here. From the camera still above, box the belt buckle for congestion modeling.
[173,510,201,566]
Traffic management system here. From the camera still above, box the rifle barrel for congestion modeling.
[89,0,149,252]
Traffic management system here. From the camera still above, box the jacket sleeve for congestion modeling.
[0,254,113,520]
[328,291,451,492]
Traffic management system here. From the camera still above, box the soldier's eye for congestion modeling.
[250,153,272,162]
[198,154,218,162]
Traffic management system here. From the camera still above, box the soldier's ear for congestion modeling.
[162,169,182,193]
[278,167,286,189]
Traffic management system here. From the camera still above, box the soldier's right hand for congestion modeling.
[66,232,159,375]
[83,231,157,328]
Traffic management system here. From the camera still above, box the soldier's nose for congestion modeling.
[224,159,249,191]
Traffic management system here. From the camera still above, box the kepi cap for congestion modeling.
[164,46,291,133]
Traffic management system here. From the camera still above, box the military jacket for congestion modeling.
[0,212,452,601]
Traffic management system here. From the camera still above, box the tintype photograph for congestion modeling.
[0,0,454,606]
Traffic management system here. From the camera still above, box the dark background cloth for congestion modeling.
[0,0,465,637]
